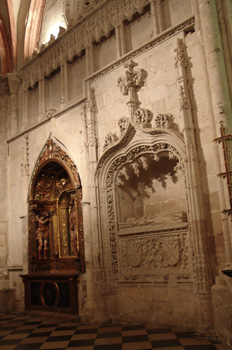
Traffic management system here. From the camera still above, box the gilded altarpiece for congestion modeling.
[21,139,85,317]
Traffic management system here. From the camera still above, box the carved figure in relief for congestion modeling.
[69,200,78,256]
[125,211,187,227]
[36,211,50,259]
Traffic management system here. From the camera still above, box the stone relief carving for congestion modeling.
[119,233,191,282]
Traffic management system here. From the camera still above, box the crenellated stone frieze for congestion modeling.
[19,0,193,90]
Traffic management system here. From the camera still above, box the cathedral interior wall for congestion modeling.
[1,0,232,346]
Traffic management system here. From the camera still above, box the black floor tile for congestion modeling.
[151,339,182,347]
[175,331,197,338]
[12,329,34,334]
[94,344,122,350]
[183,345,218,350]
[97,332,122,338]
[147,328,172,334]
[14,344,43,350]
[123,334,149,343]
[122,325,145,331]
[0,339,21,345]
[75,328,98,334]
[27,331,51,338]
[37,323,59,328]
[99,323,121,328]
[46,335,73,342]
[0,326,19,330]
[56,326,77,330]
[68,338,95,347]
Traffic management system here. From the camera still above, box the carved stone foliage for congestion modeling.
[175,38,193,111]
[103,133,117,150]
[103,117,130,151]
[155,113,174,129]
[118,117,129,136]
[133,108,152,128]
[119,233,191,282]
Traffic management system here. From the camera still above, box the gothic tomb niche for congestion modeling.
[115,150,188,232]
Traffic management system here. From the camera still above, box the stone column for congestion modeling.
[0,79,9,294]
[150,0,159,36]
[7,73,19,136]
[81,86,105,316]
[119,23,126,56]
[115,25,122,58]
[86,44,94,76]
[156,0,165,33]
[175,37,214,332]
[194,0,232,265]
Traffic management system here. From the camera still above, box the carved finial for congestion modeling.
[124,60,138,73]
[175,38,189,69]
[117,60,147,118]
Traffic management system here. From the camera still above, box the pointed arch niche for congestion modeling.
[96,123,194,285]
[21,138,84,317]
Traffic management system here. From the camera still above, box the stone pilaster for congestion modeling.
[0,81,9,292]
[175,37,214,332]
[7,73,19,136]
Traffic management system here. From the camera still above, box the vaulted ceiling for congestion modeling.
[0,0,103,76]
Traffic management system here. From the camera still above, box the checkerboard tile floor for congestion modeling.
[0,314,230,350]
